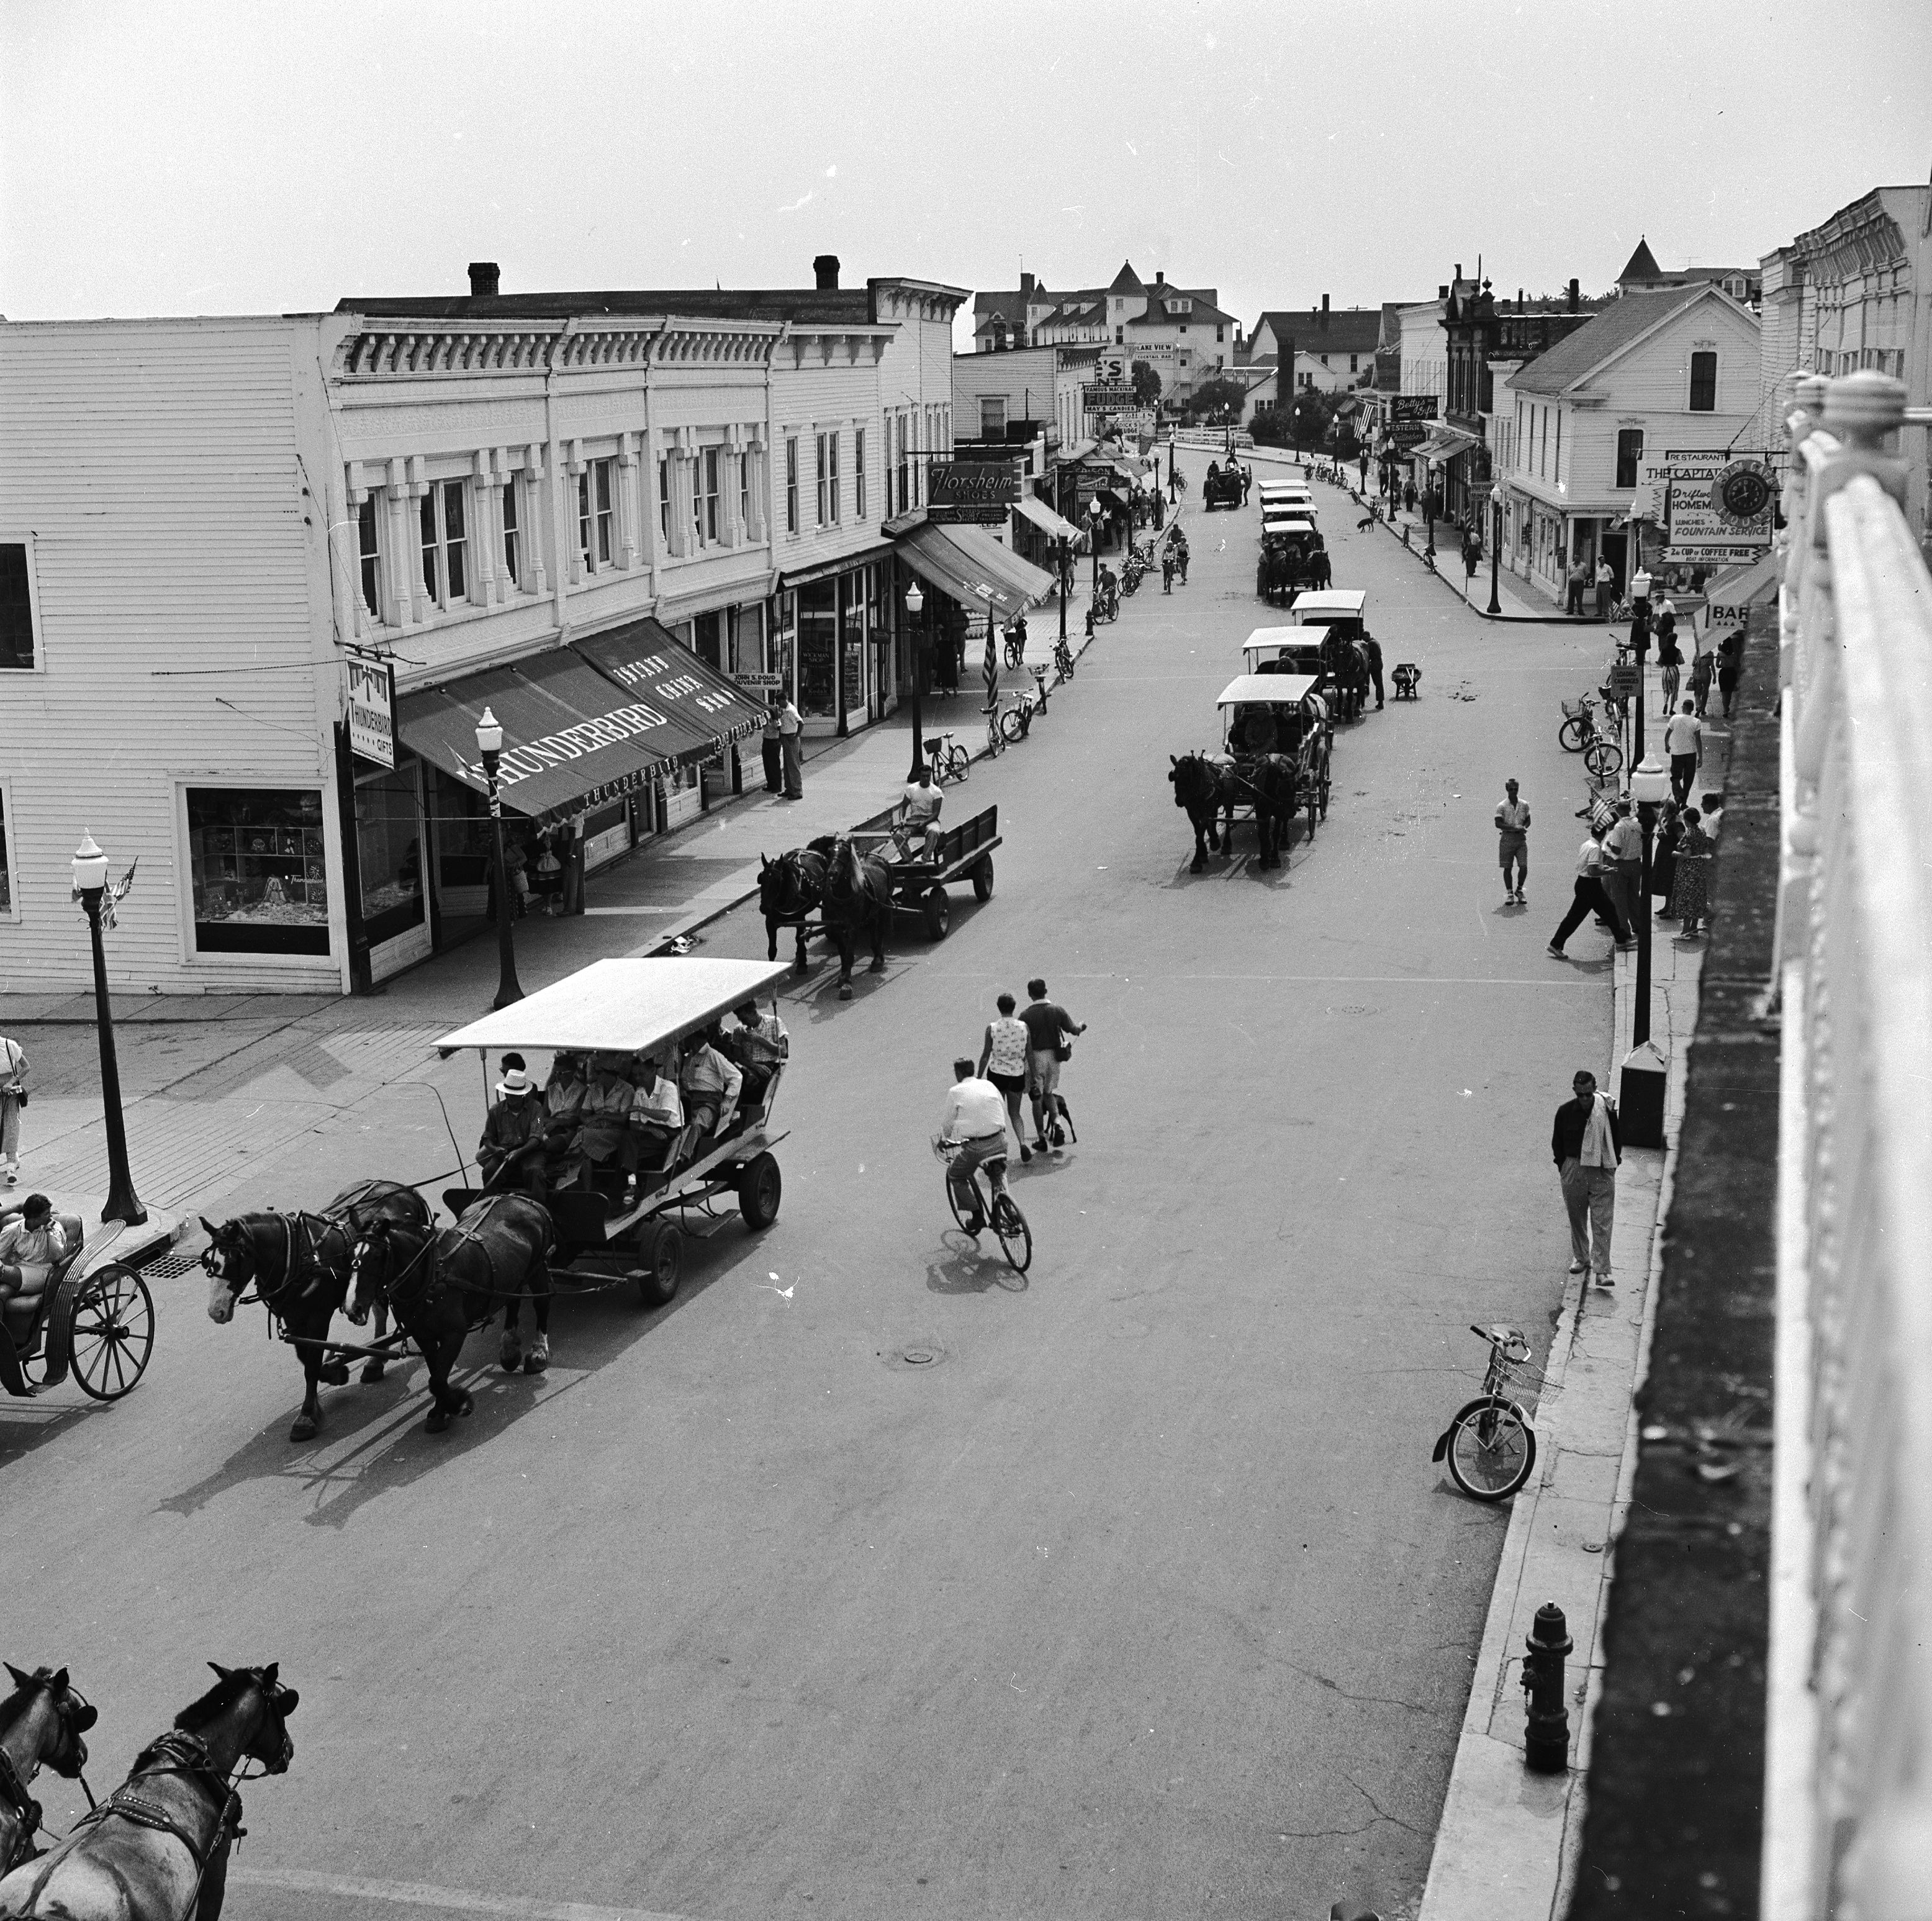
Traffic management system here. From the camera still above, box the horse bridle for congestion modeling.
[0,1682,99,1873]
[205,1214,330,1320]
[352,1219,433,1311]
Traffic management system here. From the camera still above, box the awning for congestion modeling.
[1706,551,1780,620]
[777,540,894,593]
[1098,488,1127,509]
[896,523,1054,621]
[1013,494,1083,542]
[1409,427,1481,463]
[398,649,682,829]
[571,617,767,749]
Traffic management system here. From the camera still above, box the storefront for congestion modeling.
[1011,493,1083,589]
[893,517,1057,687]
[1407,425,1483,525]
[775,546,897,738]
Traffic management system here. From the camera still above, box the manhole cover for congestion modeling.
[143,1246,209,1281]
[882,1344,947,1372]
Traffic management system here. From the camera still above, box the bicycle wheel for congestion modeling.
[1585,738,1625,780]
[1446,1397,1536,1501]
[1000,707,1026,744]
[985,721,1004,757]
[991,1193,1032,1274]
[945,1166,979,1235]
[1558,716,1586,754]
[947,745,970,784]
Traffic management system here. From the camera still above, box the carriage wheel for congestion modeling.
[738,1152,782,1231]
[68,1263,155,1402]
[923,887,951,941]
[972,856,994,902]
[632,1221,684,1309]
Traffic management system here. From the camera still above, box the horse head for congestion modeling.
[345,1221,394,1325]
[195,1663,299,1776]
[2,1663,97,1781]
[1168,753,1211,810]
[200,1216,261,1323]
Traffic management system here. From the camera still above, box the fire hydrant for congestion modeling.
[1521,1601,1574,1773]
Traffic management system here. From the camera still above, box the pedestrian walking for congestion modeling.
[1651,802,1682,916]
[1240,466,1252,505]
[1653,598,1681,710]
[761,694,785,793]
[1547,823,1630,956]
[1494,780,1531,904]
[1553,1069,1622,1287]
[1358,452,1369,490]
[1019,978,1086,1152]
[1717,628,1745,718]
[1689,646,1714,718]
[1594,557,1615,620]
[1600,798,1643,933]
[1564,558,1588,617]
[777,694,804,799]
[977,992,1037,1162]
[1361,631,1382,707]
[1668,810,1713,936]
[0,1034,29,1187]
[1663,698,1703,807]
[1161,549,1175,594]
[1403,481,1417,514]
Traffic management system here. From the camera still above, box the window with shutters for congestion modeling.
[785,437,800,536]
[855,429,867,518]
[693,448,720,547]
[0,542,37,670]
[499,479,521,589]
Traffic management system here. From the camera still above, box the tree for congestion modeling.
[1130,359,1162,407]
[1183,376,1251,423]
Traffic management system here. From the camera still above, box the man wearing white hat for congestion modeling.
[477,1053,547,1196]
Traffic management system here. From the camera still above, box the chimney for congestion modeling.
[1568,277,1580,312]
[1455,263,1463,283]
[1020,271,1035,299]
[1518,287,1525,309]
[467,261,500,299]
[813,254,840,291]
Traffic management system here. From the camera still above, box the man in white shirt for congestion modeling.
[1494,779,1531,903]
[680,1031,743,1138]
[628,1054,686,1192]
[898,766,943,859]
[937,1057,1012,1236]
[1664,698,1704,807]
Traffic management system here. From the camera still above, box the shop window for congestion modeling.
[354,761,425,945]
[1615,428,1644,490]
[694,610,722,670]
[187,787,330,956]
[786,438,800,536]
[797,577,837,720]
[356,498,382,617]
[695,448,721,547]
[420,481,467,607]
[1689,351,1717,411]
[0,782,13,916]
[578,459,614,571]
[500,479,521,587]
[855,429,867,518]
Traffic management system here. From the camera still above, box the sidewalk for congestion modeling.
[1417,731,1735,1920]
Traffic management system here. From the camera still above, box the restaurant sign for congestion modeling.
[1386,393,1438,450]
[928,460,1023,525]
[346,654,395,769]
[1639,451,1775,555]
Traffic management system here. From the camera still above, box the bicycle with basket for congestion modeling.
[1431,1323,1543,1501]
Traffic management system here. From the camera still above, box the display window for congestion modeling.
[354,758,427,946]
[187,787,330,955]
[797,579,837,718]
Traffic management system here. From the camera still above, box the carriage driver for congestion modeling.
[477,1055,548,1197]
[1234,703,1280,757]
[0,1193,66,1309]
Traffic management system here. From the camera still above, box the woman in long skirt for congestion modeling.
[1651,803,1681,918]
[1667,812,1712,935]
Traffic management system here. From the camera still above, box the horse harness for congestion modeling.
[69,1731,246,1896]
[0,1740,47,1875]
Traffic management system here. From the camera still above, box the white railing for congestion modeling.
[1768,369,1932,1917]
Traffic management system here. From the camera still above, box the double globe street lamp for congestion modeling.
[474,707,525,1011]
[904,579,928,784]
[1086,494,1106,601]
[71,833,144,1226]
[1618,567,1668,1147]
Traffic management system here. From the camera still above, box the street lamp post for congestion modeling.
[1087,495,1105,599]
[70,834,145,1226]
[1424,468,1437,560]
[904,581,928,783]
[474,707,525,1011]
[1056,536,1070,649]
[1487,486,1504,616]
[1627,567,1653,773]
[1621,750,1672,1147]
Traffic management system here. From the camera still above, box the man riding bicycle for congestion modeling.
[937,1057,1012,1236]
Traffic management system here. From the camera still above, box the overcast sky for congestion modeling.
[4,0,1928,342]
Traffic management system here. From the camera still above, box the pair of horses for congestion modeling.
[0,1660,296,1921]
[758,834,892,1000]
[202,1180,553,1440]
[1168,752,1302,872]
[1317,629,1372,722]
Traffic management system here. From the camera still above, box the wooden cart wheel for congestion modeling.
[738,1152,783,1230]
[631,1221,684,1309]
[923,887,950,941]
[67,1262,154,1402]
[972,856,994,903]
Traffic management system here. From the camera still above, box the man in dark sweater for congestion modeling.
[1553,1069,1622,1286]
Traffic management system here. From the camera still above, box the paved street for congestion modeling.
[5,453,1624,1920]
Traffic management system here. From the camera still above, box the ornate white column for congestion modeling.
[524,440,550,596]
[471,448,500,606]
[617,429,642,570]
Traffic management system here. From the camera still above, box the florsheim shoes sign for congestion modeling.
[928,459,1023,525]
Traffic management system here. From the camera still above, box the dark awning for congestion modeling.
[895,523,1054,621]
[776,541,894,594]
[397,649,679,829]
[571,617,767,756]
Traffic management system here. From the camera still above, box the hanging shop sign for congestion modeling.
[928,460,1023,525]
[346,654,395,769]
[734,671,783,696]
[1081,383,1137,412]
[1639,451,1776,558]
[1386,394,1438,450]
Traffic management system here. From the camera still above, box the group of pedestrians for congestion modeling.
[759,691,806,800]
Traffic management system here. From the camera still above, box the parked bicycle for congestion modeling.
[1054,636,1075,682]
[983,706,1005,757]
[998,680,1043,743]
[933,1137,1032,1273]
[1430,1324,1539,1500]
[924,731,971,785]
[1558,692,1625,781]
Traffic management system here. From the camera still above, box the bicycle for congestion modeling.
[1003,624,1028,670]
[998,681,1042,743]
[924,732,970,785]
[1054,637,1075,682]
[1558,693,1625,782]
[933,1137,1032,1273]
[1431,1324,1539,1501]
[983,705,1006,757]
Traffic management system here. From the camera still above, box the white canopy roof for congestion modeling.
[436,957,793,1058]
[1258,482,1312,498]
[1217,674,1320,707]
[1289,589,1366,619]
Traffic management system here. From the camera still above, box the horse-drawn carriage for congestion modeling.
[1203,463,1245,510]
[1286,589,1378,722]
[1257,513,1327,604]
[0,1201,161,1404]
[1167,674,1332,874]
[852,800,1000,941]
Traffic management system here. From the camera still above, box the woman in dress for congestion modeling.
[977,992,1037,1163]
[1667,810,1713,937]
[1651,803,1682,919]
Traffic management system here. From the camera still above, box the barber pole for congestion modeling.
[983,626,1000,711]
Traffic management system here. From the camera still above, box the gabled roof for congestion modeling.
[1108,261,1147,296]
[1618,238,1664,284]
[1506,286,1743,396]
[1136,289,1237,327]
[1252,307,1383,356]
[974,289,1028,325]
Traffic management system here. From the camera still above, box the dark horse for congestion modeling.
[1319,630,1370,723]
[202,1180,428,1443]
[0,1666,96,1881]
[1169,753,1237,872]
[0,1663,297,1921]
[1229,753,1300,870]
[758,840,831,971]
[818,835,892,1000]
[346,1195,555,1434]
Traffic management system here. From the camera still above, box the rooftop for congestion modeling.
[1505,286,1726,395]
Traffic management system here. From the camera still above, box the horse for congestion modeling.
[346,1195,555,1434]
[757,843,830,972]
[1168,753,1237,873]
[1318,631,1370,723]
[201,1180,430,1444]
[1231,753,1299,870]
[0,1667,96,1882]
[0,1663,296,1921]
[818,835,892,1000]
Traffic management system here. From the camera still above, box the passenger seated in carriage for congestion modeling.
[0,1193,66,1311]
[681,1028,744,1141]
[1230,705,1281,756]
[721,1000,788,1109]
[557,1052,639,1195]
[625,1052,685,1196]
